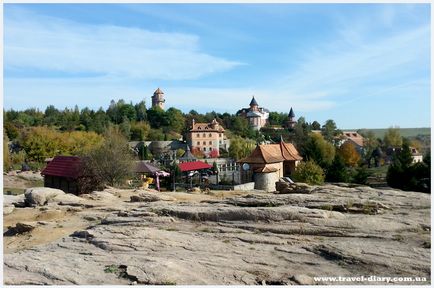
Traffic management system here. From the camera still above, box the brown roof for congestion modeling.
[240,141,302,164]
[41,156,82,179]
[342,131,364,147]
[154,88,164,94]
[279,142,303,161]
[190,119,225,133]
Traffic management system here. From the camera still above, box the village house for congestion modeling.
[237,96,270,130]
[239,139,302,191]
[340,131,365,154]
[186,118,229,157]
[410,147,424,163]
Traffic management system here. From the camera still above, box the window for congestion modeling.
[203,147,206,151]
[203,141,206,145]
[203,133,206,137]
[209,133,212,137]
[197,142,200,145]
[209,141,212,145]
[196,134,200,137]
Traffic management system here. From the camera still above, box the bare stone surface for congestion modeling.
[3,184,431,285]
[24,187,83,206]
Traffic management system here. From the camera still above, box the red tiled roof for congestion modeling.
[41,156,82,179]
[178,161,212,172]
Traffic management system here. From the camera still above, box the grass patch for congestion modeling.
[320,204,334,211]
[164,227,178,232]
[104,264,119,274]
[200,228,213,233]
[161,280,177,285]
[3,187,25,195]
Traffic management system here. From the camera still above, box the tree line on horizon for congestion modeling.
[3,98,430,193]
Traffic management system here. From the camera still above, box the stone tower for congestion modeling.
[287,107,296,129]
[151,88,165,110]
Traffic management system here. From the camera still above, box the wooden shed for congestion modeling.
[41,156,83,195]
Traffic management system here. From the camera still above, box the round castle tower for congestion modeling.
[152,88,165,110]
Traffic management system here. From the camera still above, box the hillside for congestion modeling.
[352,127,430,139]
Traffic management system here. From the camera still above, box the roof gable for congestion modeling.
[41,156,82,179]
[240,141,302,164]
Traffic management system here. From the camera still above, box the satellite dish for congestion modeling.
[242,163,250,171]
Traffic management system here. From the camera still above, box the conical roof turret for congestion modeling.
[249,96,258,106]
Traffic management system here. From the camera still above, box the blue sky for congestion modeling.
[3,3,431,129]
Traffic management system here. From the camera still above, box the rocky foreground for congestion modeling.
[3,184,431,285]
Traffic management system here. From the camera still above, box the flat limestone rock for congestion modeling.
[3,184,431,285]
[24,187,66,206]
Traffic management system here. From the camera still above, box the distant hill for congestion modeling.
[347,128,431,139]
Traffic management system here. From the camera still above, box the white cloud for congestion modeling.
[4,9,242,80]
[277,24,430,109]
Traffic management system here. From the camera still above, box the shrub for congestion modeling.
[293,160,325,185]
[386,141,430,193]
[351,166,372,185]
[326,154,350,182]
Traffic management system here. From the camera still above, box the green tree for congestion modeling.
[291,117,311,155]
[3,133,11,172]
[147,128,165,141]
[130,121,151,141]
[326,154,350,182]
[119,116,131,139]
[338,142,361,167]
[147,107,169,129]
[383,127,402,148]
[304,133,335,169]
[311,120,321,130]
[228,136,256,160]
[166,107,185,134]
[43,105,61,126]
[386,140,426,191]
[351,166,372,185]
[83,127,135,187]
[359,129,379,165]
[321,119,341,143]
[20,126,64,162]
[293,160,325,185]
[135,100,147,121]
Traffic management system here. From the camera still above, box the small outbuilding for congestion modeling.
[239,139,302,191]
[41,156,83,195]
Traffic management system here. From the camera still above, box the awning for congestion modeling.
[135,161,161,174]
[178,161,212,172]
